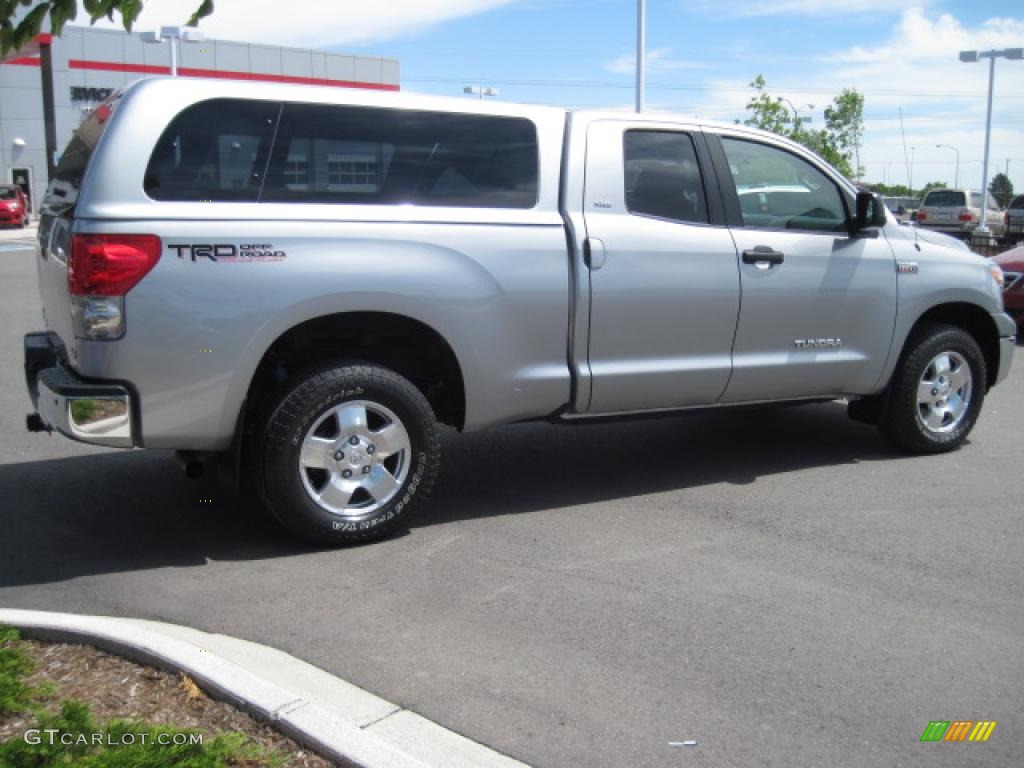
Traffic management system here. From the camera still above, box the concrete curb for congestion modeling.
[0,609,528,768]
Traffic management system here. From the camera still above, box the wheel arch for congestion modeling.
[897,302,1001,390]
[245,311,467,431]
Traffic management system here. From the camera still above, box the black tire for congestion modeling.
[879,323,986,453]
[257,362,440,544]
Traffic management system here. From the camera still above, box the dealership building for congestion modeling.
[0,25,400,213]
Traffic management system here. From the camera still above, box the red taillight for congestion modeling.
[916,211,926,221]
[69,234,161,296]
[1006,212,1010,225]
[958,210,974,222]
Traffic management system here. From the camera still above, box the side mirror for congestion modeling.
[852,191,887,234]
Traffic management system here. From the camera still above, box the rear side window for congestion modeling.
[623,131,708,224]
[145,99,279,202]
[924,190,966,208]
[261,103,538,208]
[44,92,122,213]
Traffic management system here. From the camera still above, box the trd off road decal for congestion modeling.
[169,244,287,262]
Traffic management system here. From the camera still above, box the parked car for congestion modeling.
[24,78,1016,544]
[0,184,29,228]
[914,188,1005,238]
[993,245,1024,329]
[1003,195,1024,245]
[882,195,920,223]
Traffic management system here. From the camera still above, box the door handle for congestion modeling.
[584,237,607,270]
[742,246,785,267]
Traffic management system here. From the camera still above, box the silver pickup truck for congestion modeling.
[25,78,1015,543]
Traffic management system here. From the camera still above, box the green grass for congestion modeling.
[0,626,37,716]
[0,626,279,768]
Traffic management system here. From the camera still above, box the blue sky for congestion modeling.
[95,0,1024,191]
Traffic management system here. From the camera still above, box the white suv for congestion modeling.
[915,188,1005,238]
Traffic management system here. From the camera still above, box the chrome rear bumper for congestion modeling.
[25,332,134,448]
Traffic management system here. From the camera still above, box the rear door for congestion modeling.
[581,120,740,413]
[709,132,897,402]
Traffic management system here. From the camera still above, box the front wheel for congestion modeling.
[879,323,986,453]
[258,363,440,544]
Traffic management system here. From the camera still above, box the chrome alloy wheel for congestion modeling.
[298,400,411,517]
[916,351,972,435]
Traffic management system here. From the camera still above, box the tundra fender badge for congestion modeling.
[897,261,920,274]
[794,338,842,350]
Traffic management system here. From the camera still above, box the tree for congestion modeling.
[740,76,792,137]
[740,76,864,179]
[1,1,213,56]
[989,172,1014,208]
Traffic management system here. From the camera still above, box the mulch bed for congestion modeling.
[0,638,338,767]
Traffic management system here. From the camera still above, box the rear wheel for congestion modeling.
[879,323,986,453]
[258,362,440,544]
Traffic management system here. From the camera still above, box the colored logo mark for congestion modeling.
[920,721,997,742]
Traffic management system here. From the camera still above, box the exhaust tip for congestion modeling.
[174,451,207,480]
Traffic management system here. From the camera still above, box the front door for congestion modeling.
[711,134,898,402]
[582,121,740,413]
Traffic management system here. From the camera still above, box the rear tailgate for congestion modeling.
[35,95,121,364]
[36,213,75,358]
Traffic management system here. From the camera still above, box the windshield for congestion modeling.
[0,187,17,200]
[1010,196,1024,210]
[924,190,965,208]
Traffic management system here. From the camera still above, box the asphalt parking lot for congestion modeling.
[1,237,1021,767]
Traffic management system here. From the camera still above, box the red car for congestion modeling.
[0,184,29,228]
[994,245,1024,329]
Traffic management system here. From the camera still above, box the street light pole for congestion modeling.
[909,145,915,197]
[936,144,960,188]
[959,46,1023,240]
[141,26,204,78]
[635,0,646,113]
[463,85,499,100]
[777,97,814,127]
[979,53,995,235]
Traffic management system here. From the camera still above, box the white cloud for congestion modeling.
[827,8,1024,66]
[681,0,922,17]
[685,9,1024,188]
[85,0,517,47]
[604,48,708,75]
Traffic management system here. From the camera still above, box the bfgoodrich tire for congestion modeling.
[258,363,440,544]
[879,323,986,453]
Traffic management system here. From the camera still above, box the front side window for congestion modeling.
[144,99,279,202]
[261,103,538,208]
[721,137,847,233]
[623,130,708,224]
